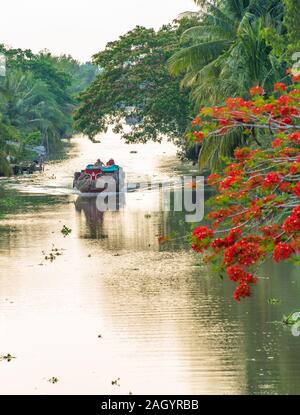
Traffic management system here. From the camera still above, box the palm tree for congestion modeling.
[169,0,284,170]
[0,70,69,156]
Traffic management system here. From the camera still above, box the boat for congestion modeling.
[73,163,124,194]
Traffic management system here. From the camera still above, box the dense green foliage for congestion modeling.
[74,20,197,148]
[0,46,98,175]
[168,0,300,170]
[170,0,284,102]
[1,0,300,173]
[74,0,300,168]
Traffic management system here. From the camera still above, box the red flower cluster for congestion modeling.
[292,73,300,83]
[191,77,300,301]
[193,131,205,143]
[224,239,263,266]
[273,242,295,262]
[226,265,257,301]
[212,228,241,250]
[262,172,281,189]
[292,182,300,197]
[290,132,300,144]
[233,282,251,301]
[250,86,264,96]
[234,148,252,160]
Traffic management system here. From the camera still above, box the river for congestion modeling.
[0,134,299,395]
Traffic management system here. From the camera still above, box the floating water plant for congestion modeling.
[283,310,300,325]
[0,354,16,362]
[61,225,72,237]
[111,378,120,387]
[42,247,63,262]
[268,298,282,305]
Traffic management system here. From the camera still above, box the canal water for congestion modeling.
[0,134,299,395]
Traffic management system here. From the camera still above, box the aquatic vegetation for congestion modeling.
[0,354,16,362]
[48,377,59,384]
[283,310,300,325]
[268,298,282,305]
[61,225,72,237]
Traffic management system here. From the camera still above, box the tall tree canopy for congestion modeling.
[74,19,197,146]
[169,0,299,170]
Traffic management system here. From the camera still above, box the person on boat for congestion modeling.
[106,158,115,166]
[94,158,104,167]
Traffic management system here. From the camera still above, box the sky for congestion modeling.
[1,0,198,62]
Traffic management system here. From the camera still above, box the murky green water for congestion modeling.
[0,134,299,395]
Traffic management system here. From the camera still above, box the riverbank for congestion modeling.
[0,139,75,218]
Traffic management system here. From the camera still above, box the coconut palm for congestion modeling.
[169,0,284,170]
[170,0,283,104]
[0,70,69,155]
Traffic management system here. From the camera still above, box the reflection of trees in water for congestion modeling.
[75,186,213,252]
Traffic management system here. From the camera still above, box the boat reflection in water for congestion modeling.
[75,192,126,240]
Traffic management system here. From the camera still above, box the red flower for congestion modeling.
[190,80,300,302]
[289,132,300,144]
[225,97,246,109]
[261,224,281,237]
[192,226,214,240]
[289,163,300,175]
[233,282,251,301]
[158,235,170,244]
[235,240,262,266]
[234,148,252,160]
[219,118,231,126]
[192,226,214,252]
[279,182,291,193]
[242,273,257,285]
[263,103,274,112]
[262,172,281,189]
[192,243,203,253]
[207,173,221,186]
[293,182,300,198]
[226,264,245,282]
[250,86,264,96]
[273,242,295,262]
[224,245,237,265]
[274,82,287,92]
[279,106,298,117]
[281,117,293,125]
[278,95,293,105]
[192,116,201,125]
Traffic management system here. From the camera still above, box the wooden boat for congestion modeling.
[73,164,124,194]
